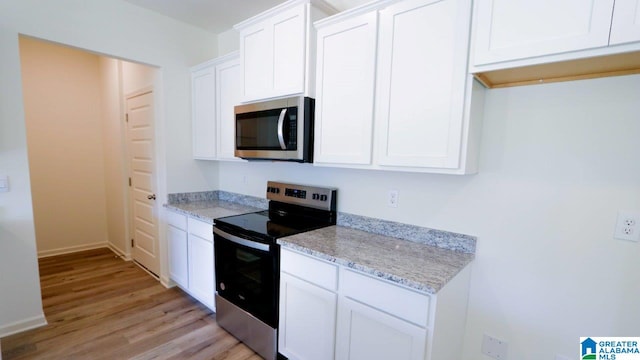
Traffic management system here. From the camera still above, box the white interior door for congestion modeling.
[126,90,159,276]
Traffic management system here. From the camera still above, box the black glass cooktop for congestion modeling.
[214,205,335,243]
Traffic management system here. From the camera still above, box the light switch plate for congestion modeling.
[0,175,8,192]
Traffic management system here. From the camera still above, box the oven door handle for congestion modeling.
[214,227,271,252]
[276,108,287,150]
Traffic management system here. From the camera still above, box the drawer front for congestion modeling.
[188,217,213,242]
[341,269,430,327]
[166,210,187,230]
[281,248,338,292]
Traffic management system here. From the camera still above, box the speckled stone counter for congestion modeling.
[164,200,262,224]
[278,226,474,295]
[166,190,475,294]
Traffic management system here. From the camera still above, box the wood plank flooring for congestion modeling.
[1,248,262,360]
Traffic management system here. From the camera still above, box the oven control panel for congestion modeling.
[267,181,336,211]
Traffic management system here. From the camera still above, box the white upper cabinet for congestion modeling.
[191,52,244,161]
[235,0,336,102]
[471,0,640,87]
[191,64,216,159]
[215,57,242,160]
[473,0,615,66]
[610,0,640,45]
[314,0,484,174]
[376,0,472,170]
[314,10,378,165]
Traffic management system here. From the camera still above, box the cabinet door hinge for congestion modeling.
[131,239,134,247]
[125,113,129,122]
[128,177,132,187]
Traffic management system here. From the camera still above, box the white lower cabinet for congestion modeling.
[165,210,215,310]
[187,233,214,308]
[279,272,337,360]
[279,248,471,360]
[167,223,188,288]
[335,297,427,360]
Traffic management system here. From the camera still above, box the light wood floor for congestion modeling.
[1,248,262,360]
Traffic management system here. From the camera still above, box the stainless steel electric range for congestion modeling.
[213,181,337,360]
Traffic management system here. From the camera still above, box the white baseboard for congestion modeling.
[0,314,47,338]
[38,242,108,258]
[107,243,131,261]
[160,276,176,288]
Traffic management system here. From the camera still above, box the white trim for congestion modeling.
[37,242,108,258]
[234,0,337,30]
[0,314,47,338]
[107,243,131,261]
[160,275,176,289]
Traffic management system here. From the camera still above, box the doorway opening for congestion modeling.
[18,35,161,277]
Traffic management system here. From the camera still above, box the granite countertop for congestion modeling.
[164,200,262,224]
[165,191,475,295]
[278,226,474,295]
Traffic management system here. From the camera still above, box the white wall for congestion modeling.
[218,29,240,56]
[0,26,46,337]
[100,57,129,257]
[217,74,640,359]
[0,0,217,335]
[19,36,110,257]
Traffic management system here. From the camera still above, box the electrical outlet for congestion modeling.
[387,190,398,208]
[614,211,640,242]
[481,334,508,359]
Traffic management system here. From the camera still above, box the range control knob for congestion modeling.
[312,193,320,200]
[320,194,328,201]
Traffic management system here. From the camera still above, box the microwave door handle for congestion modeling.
[277,108,287,150]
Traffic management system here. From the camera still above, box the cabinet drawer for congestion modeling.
[341,269,430,327]
[188,217,213,242]
[166,210,187,230]
[281,249,338,292]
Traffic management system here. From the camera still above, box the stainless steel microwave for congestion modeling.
[234,96,314,163]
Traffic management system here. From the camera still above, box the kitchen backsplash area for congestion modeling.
[167,190,476,254]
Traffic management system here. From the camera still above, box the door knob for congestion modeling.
[147,194,156,200]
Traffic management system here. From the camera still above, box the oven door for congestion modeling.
[213,226,279,328]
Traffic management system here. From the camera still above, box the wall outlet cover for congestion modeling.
[482,334,508,359]
[614,211,640,242]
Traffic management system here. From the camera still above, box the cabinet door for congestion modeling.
[314,11,378,165]
[191,65,216,159]
[335,297,427,360]
[215,57,242,160]
[473,0,614,65]
[188,234,214,309]
[376,0,469,169]
[272,4,307,98]
[167,224,188,288]
[279,272,337,360]
[240,22,272,101]
[610,0,640,45]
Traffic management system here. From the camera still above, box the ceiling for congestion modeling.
[123,0,365,34]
